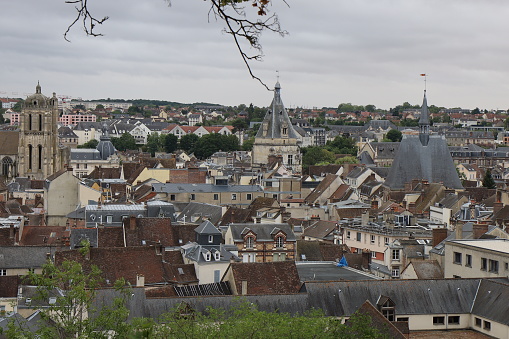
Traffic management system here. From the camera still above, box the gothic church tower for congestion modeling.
[17,83,61,179]
[251,82,301,173]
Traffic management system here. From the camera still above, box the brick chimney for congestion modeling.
[455,222,464,240]
[473,223,489,239]
[493,202,503,216]
[432,228,448,247]
[129,215,137,231]
[9,225,14,239]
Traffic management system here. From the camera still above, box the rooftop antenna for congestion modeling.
[276,70,280,82]
[420,73,427,91]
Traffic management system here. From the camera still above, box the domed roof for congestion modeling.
[96,123,116,160]
[24,82,57,109]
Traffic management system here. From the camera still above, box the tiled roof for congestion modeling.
[228,261,301,295]
[0,131,19,155]
[19,226,69,246]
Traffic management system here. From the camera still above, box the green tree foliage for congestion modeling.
[12,101,23,112]
[482,169,496,189]
[144,133,165,156]
[77,139,99,149]
[127,105,143,115]
[326,136,357,156]
[337,103,365,113]
[111,133,137,151]
[144,301,390,339]
[164,134,179,154]
[74,104,86,111]
[399,119,419,127]
[231,118,248,133]
[385,129,402,142]
[179,133,200,153]
[242,137,255,151]
[95,104,105,110]
[471,107,481,115]
[302,147,336,169]
[335,156,359,165]
[5,249,131,338]
[193,134,240,159]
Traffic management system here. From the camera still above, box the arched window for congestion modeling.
[28,145,33,170]
[28,114,32,131]
[39,114,42,131]
[275,236,284,248]
[38,145,43,170]
[1,157,13,177]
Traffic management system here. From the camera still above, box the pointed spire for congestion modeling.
[419,90,430,126]
[419,90,430,146]
[36,81,41,94]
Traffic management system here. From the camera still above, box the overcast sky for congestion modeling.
[2,0,509,110]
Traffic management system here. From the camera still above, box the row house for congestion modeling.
[152,182,264,207]
[163,124,234,139]
[59,113,96,127]
[224,223,296,263]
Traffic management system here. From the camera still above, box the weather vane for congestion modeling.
[420,73,427,91]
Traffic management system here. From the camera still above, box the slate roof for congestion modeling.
[350,300,406,339]
[402,260,443,279]
[227,261,301,295]
[296,240,349,262]
[0,275,20,297]
[228,223,296,242]
[304,279,480,317]
[384,135,463,190]
[255,82,299,139]
[303,220,338,240]
[177,202,223,226]
[0,246,56,269]
[471,279,509,325]
[218,207,253,226]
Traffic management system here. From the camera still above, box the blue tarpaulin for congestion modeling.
[337,255,348,267]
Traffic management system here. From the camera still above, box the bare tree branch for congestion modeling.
[64,0,109,42]
[64,0,288,89]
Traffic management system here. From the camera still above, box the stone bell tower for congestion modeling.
[17,83,61,179]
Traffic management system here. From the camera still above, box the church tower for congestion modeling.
[384,90,462,191]
[251,82,301,172]
[17,83,61,179]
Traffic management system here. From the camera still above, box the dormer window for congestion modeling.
[208,235,213,243]
[205,252,211,261]
[246,236,254,249]
[214,251,220,261]
[275,236,284,248]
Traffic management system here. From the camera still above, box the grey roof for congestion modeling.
[419,91,430,126]
[70,228,98,248]
[0,246,56,269]
[384,134,463,190]
[177,202,224,225]
[182,242,237,263]
[255,82,299,139]
[96,123,116,160]
[228,223,296,242]
[304,279,479,317]
[152,183,263,194]
[58,126,78,138]
[471,279,509,325]
[70,148,102,161]
[296,263,377,282]
[195,220,221,235]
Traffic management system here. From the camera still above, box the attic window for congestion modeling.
[178,268,184,275]
[208,235,213,243]
[214,252,220,261]
[205,252,211,261]
[246,236,254,249]
[275,236,284,248]
[50,232,56,238]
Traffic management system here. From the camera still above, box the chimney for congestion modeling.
[129,215,137,231]
[9,225,14,239]
[136,274,145,287]
[311,215,320,221]
[241,280,248,295]
[361,212,369,226]
[473,223,489,239]
[361,251,371,269]
[493,202,503,216]
[432,228,448,247]
[455,222,464,240]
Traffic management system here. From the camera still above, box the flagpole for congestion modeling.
[421,73,427,91]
